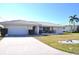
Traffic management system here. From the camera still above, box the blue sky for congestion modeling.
[0,3,79,25]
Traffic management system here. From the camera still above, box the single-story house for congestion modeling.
[0,20,65,36]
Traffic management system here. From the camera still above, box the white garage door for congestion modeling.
[8,27,28,36]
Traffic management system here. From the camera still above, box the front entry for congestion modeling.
[28,26,35,35]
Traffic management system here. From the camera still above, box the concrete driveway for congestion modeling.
[0,37,72,55]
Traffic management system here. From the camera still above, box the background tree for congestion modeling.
[69,15,79,32]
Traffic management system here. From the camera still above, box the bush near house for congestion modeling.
[1,28,8,37]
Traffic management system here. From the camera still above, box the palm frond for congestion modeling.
[73,15,77,18]
[69,19,74,23]
[69,16,73,18]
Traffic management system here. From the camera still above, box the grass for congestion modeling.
[36,33,79,54]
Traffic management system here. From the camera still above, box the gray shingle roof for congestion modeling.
[0,20,63,27]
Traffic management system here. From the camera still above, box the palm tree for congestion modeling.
[69,15,79,32]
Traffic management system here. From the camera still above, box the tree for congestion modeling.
[69,15,79,32]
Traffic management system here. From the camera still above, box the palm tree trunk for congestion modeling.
[71,25,72,32]
[73,22,75,32]
[69,22,73,32]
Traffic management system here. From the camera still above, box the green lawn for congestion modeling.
[36,33,79,54]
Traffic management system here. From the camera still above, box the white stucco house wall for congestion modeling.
[64,25,78,32]
[0,20,65,36]
[53,26,64,34]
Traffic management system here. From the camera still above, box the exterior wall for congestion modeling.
[64,26,71,32]
[64,26,77,32]
[3,24,78,35]
[53,26,64,34]
[3,25,34,35]
[4,25,40,35]
[50,27,53,31]
[3,23,79,35]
